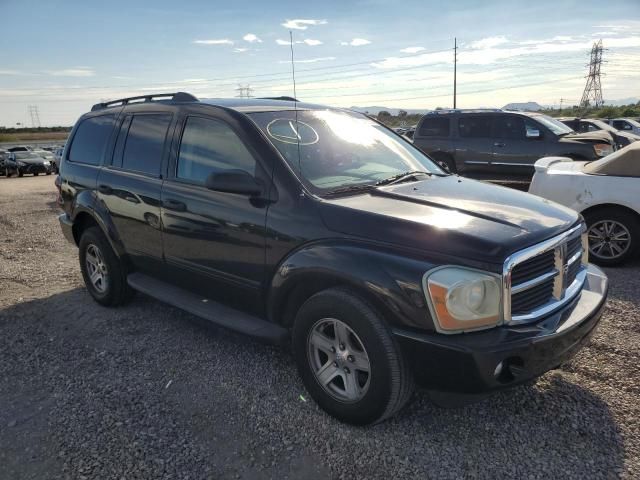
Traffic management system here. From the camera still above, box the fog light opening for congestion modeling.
[494,357,525,384]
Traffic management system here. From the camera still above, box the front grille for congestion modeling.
[505,225,587,323]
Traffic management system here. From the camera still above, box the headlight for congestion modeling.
[43,161,50,165]
[423,267,502,334]
[593,143,613,157]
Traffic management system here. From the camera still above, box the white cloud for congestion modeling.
[234,47,249,53]
[276,39,291,46]
[303,39,323,46]
[278,56,335,64]
[193,39,234,45]
[0,69,22,75]
[281,19,327,30]
[400,47,425,54]
[276,38,323,46]
[48,67,95,77]
[470,36,509,49]
[340,38,371,47]
[243,33,262,43]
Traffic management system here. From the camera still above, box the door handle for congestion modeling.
[493,142,505,148]
[98,184,113,194]
[163,199,186,212]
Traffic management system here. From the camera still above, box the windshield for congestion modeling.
[534,114,574,135]
[248,109,444,193]
[15,152,38,159]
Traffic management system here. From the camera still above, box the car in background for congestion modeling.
[5,151,53,177]
[412,109,614,178]
[0,149,8,176]
[559,117,640,150]
[33,148,57,169]
[606,118,640,136]
[529,142,640,266]
[53,146,64,173]
[7,145,33,153]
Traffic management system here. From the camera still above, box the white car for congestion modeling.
[607,118,640,136]
[529,142,640,266]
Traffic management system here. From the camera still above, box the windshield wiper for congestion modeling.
[375,171,433,186]
[325,183,376,196]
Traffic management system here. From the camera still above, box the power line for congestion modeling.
[580,39,604,108]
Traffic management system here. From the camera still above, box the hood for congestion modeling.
[17,156,48,165]
[561,130,613,144]
[319,176,579,265]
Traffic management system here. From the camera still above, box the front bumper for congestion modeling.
[58,213,76,245]
[20,163,51,174]
[394,264,608,393]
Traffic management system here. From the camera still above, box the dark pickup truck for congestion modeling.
[57,93,608,424]
[412,109,614,177]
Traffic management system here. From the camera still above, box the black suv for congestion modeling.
[412,109,614,177]
[57,93,608,424]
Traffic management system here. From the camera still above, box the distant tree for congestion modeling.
[377,111,391,120]
[435,106,444,110]
[398,110,408,118]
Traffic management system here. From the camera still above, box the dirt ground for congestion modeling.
[0,175,638,479]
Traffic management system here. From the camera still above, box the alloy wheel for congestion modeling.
[85,244,109,293]
[307,318,371,403]
[588,220,631,260]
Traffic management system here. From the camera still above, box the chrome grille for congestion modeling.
[503,224,587,324]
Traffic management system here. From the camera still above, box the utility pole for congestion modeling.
[28,105,41,128]
[453,37,457,109]
[559,98,565,113]
[235,84,254,98]
[580,40,604,108]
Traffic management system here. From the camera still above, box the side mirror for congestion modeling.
[205,170,262,196]
[526,128,541,139]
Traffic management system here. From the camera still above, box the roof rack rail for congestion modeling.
[259,96,299,102]
[91,92,198,111]
[426,108,504,114]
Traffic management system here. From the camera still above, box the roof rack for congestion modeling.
[91,92,198,111]
[259,96,299,102]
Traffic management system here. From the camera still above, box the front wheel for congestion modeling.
[79,227,134,306]
[584,209,639,266]
[292,287,414,425]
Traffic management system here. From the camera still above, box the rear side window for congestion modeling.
[612,120,629,130]
[68,114,116,165]
[458,116,492,138]
[119,114,172,176]
[418,117,450,137]
[176,116,257,185]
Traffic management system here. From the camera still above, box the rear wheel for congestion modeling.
[584,208,639,266]
[33,172,38,176]
[292,287,414,425]
[79,227,134,306]
[18,170,23,177]
[430,152,457,173]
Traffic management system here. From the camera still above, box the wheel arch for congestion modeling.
[580,203,640,221]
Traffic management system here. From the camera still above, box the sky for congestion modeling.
[0,0,639,126]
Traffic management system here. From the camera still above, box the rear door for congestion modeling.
[454,114,494,173]
[491,114,548,175]
[96,108,175,274]
[160,107,272,315]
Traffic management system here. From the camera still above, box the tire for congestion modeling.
[429,152,457,173]
[33,172,38,176]
[292,287,414,425]
[46,171,51,176]
[78,226,134,306]
[584,208,640,266]
[18,170,23,177]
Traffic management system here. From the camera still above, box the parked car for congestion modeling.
[606,118,640,136]
[33,148,56,165]
[7,145,33,152]
[53,146,64,173]
[57,93,608,425]
[559,117,640,150]
[5,151,53,177]
[412,109,614,177]
[529,142,640,266]
[0,149,7,176]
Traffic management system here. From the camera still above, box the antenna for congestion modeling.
[453,37,457,109]
[289,30,302,179]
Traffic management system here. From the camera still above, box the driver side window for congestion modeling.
[177,116,257,185]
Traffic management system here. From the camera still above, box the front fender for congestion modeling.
[267,242,438,331]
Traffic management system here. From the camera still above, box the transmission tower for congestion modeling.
[579,40,604,108]
[28,105,41,128]
[235,84,254,98]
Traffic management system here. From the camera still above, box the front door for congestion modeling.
[491,114,548,175]
[161,112,271,315]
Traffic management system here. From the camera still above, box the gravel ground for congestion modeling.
[0,175,638,480]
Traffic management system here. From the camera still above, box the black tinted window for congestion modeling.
[177,117,256,184]
[458,116,492,138]
[494,116,525,139]
[68,115,116,165]
[418,117,450,137]
[120,114,171,176]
